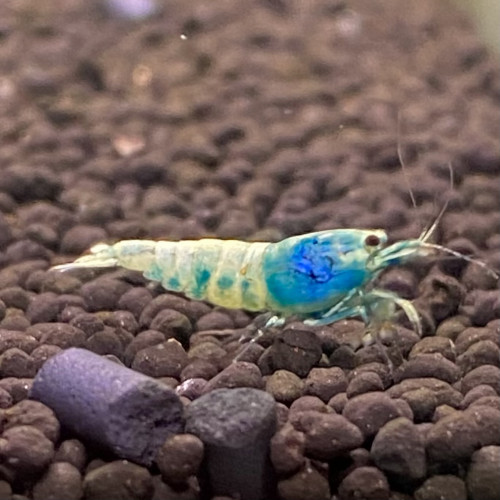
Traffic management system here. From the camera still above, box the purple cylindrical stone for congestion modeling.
[30,348,184,465]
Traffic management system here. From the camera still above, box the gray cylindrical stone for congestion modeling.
[185,387,276,500]
[29,348,184,466]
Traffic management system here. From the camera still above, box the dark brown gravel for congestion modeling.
[277,462,330,500]
[32,462,83,500]
[155,433,204,485]
[466,446,500,500]
[82,461,153,500]
[0,0,499,498]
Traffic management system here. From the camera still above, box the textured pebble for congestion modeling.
[0,330,38,354]
[414,475,467,500]
[267,329,322,377]
[409,336,456,362]
[117,287,153,320]
[185,388,276,500]
[466,446,500,500]
[0,287,30,311]
[26,292,61,324]
[265,369,304,405]
[371,417,426,479]
[196,310,235,331]
[342,392,405,438]
[338,466,390,500]
[180,358,219,382]
[469,290,500,326]
[54,439,87,472]
[26,323,86,349]
[455,327,499,355]
[426,407,500,463]
[277,462,330,500]
[461,365,500,394]
[349,362,392,389]
[433,404,458,421]
[0,387,13,409]
[0,348,36,378]
[187,341,227,369]
[456,340,500,374]
[0,400,59,442]
[155,434,204,485]
[328,392,348,413]
[400,388,438,422]
[202,361,263,393]
[346,371,384,398]
[106,310,139,334]
[0,310,31,331]
[140,295,205,327]
[175,378,207,400]
[83,461,153,500]
[270,423,306,475]
[69,313,105,336]
[275,402,289,429]
[85,326,123,356]
[233,340,266,364]
[329,344,356,369]
[0,165,61,202]
[436,316,471,342]
[80,278,130,312]
[289,395,330,415]
[461,384,498,409]
[30,344,62,371]
[32,462,83,500]
[304,366,347,402]
[30,348,184,465]
[291,410,363,460]
[0,378,33,403]
[132,339,188,378]
[124,330,165,366]
[0,425,54,477]
[387,378,463,408]
[393,353,461,384]
[418,272,466,322]
[60,225,107,254]
[150,309,192,346]
[0,480,12,499]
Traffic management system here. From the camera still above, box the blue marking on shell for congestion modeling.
[168,277,181,289]
[217,275,234,290]
[144,262,164,282]
[262,232,369,313]
[290,237,335,283]
[241,278,260,310]
[190,267,211,298]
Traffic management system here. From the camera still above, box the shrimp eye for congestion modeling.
[365,234,381,247]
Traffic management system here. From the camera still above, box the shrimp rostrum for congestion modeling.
[54,226,496,336]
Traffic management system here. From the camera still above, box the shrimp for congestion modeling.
[53,221,497,336]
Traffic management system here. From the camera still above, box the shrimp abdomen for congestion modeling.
[150,239,270,311]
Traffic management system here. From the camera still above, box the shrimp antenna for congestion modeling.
[419,162,453,243]
[397,110,418,211]
[420,242,499,279]
[415,163,497,279]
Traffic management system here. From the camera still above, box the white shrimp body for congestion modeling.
[59,239,272,311]
[54,228,497,333]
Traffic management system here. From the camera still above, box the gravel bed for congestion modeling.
[0,0,499,499]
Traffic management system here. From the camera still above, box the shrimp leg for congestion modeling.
[304,303,369,327]
[368,289,421,337]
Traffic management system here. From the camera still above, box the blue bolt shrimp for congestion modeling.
[53,217,497,336]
